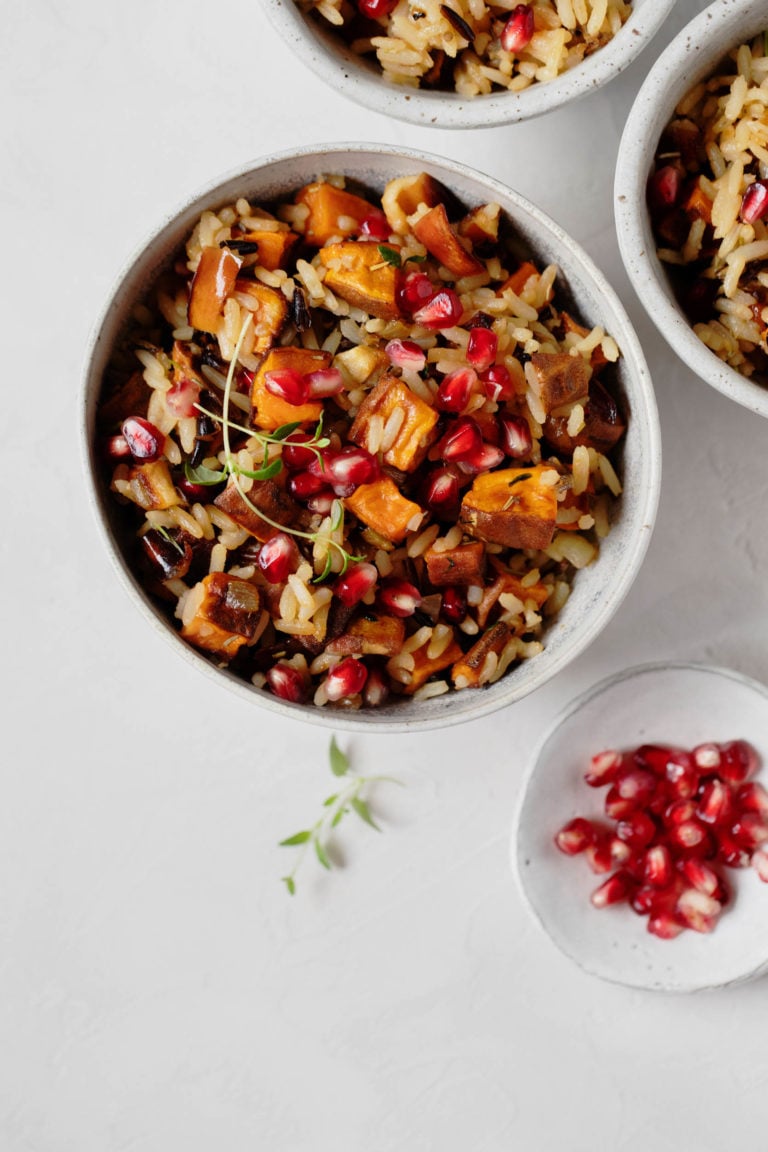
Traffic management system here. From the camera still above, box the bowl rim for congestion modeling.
[511,659,768,992]
[265,0,677,129]
[614,0,768,419]
[81,141,661,733]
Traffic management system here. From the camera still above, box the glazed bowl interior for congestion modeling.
[265,1,676,129]
[615,0,768,419]
[83,143,660,732]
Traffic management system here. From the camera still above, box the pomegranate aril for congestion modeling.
[676,888,721,934]
[719,739,758,785]
[356,0,397,16]
[306,368,344,399]
[436,367,478,413]
[456,442,505,474]
[466,326,498,372]
[288,469,329,500]
[327,446,380,496]
[692,742,721,773]
[668,819,711,855]
[499,414,533,459]
[634,743,677,775]
[591,871,632,909]
[333,562,378,608]
[696,779,734,827]
[258,532,299,584]
[615,766,657,806]
[379,578,422,618]
[104,433,131,460]
[440,587,467,625]
[396,270,435,316]
[480,363,514,402]
[121,416,164,462]
[740,179,768,224]
[751,844,768,882]
[358,210,390,240]
[583,748,621,787]
[604,785,636,822]
[730,812,768,849]
[306,490,336,515]
[615,810,656,850]
[424,466,461,516]
[413,288,463,330]
[648,164,682,210]
[500,4,534,53]
[664,799,697,828]
[554,817,596,855]
[385,338,427,372]
[266,662,308,704]
[734,781,768,818]
[609,836,633,867]
[167,376,200,418]
[631,885,658,916]
[440,417,483,462]
[665,760,700,800]
[282,431,317,471]
[363,666,389,708]
[643,844,673,888]
[325,657,368,702]
[647,911,685,940]
[717,832,751,869]
[585,835,614,875]
[677,859,728,901]
[178,476,215,501]
[264,368,310,406]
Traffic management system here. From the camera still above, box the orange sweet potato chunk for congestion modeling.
[451,622,510,688]
[402,637,464,694]
[234,278,288,354]
[238,229,299,270]
[181,573,261,659]
[498,260,538,298]
[344,477,423,543]
[296,182,376,246]
[349,375,438,473]
[214,478,301,543]
[320,241,401,320]
[459,466,557,551]
[529,351,591,415]
[250,346,329,431]
[424,541,485,586]
[188,247,242,334]
[412,203,484,279]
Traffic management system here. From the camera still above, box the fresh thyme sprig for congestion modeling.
[279,736,402,895]
[185,318,363,578]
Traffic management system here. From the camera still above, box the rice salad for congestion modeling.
[648,33,768,386]
[98,171,626,712]
[298,0,632,96]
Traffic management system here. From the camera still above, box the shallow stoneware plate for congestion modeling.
[513,662,768,992]
[266,0,676,129]
[82,143,660,732]
[615,0,768,418]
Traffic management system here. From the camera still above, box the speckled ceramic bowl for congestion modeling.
[266,0,676,129]
[514,662,768,992]
[82,143,660,732]
[615,0,768,419]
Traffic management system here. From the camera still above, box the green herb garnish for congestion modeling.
[377,244,402,268]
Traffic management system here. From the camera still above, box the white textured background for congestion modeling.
[4,0,768,1148]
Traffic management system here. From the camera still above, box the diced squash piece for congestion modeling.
[683,178,713,225]
[344,476,423,543]
[214,478,301,543]
[459,202,500,247]
[499,260,538,297]
[171,341,204,389]
[98,370,150,429]
[335,345,389,387]
[451,622,511,688]
[476,571,549,628]
[320,241,401,320]
[327,613,406,657]
[188,246,242,334]
[528,351,591,415]
[296,182,377,247]
[412,203,484,278]
[543,379,625,455]
[349,374,438,472]
[181,572,261,659]
[237,228,298,270]
[234,278,288,354]
[114,460,180,511]
[460,466,557,550]
[402,636,464,695]
[424,541,485,586]
[250,346,329,431]
[381,172,444,236]
[560,312,609,374]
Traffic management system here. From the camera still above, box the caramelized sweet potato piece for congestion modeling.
[560,313,609,374]
[335,344,389,388]
[349,374,438,472]
[412,203,484,278]
[296,182,377,246]
[234,279,289,354]
[476,571,549,629]
[320,241,401,320]
[499,260,538,297]
[459,467,557,551]
[214,478,301,542]
[424,541,485,586]
[236,228,298,270]
[344,477,423,543]
[250,347,329,431]
[115,460,180,511]
[188,246,242,334]
[381,173,443,236]
[327,613,406,657]
[451,622,510,688]
[528,351,591,415]
[181,572,261,659]
[98,370,150,429]
[683,178,713,225]
[459,202,500,247]
[402,635,464,695]
[543,378,626,455]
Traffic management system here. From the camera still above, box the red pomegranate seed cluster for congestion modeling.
[555,740,767,939]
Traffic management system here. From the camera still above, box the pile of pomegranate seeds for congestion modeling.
[554,740,767,940]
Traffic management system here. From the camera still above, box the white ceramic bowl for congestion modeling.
[615,0,768,419]
[82,143,660,732]
[266,1,676,129]
[514,662,768,992]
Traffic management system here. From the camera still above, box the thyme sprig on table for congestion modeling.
[185,317,363,578]
[279,737,401,895]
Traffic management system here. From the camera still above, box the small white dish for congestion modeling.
[615,0,768,419]
[513,662,768,992]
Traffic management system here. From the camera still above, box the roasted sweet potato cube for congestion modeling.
[424,541,485,586]
[181,572,261,659]
[214,478,301,542]
[320,241,401,320]
[344,477,423,543]
[335,344,389,388]
[560,313,609,374]
[412,203,484,279]
[381,172,443,235]
[459,467,557,550]
[250,346,328,431]
[349,374,438,472]
[237,228,298,270]
[115,459,180,511]
[296,182,378,247]
[543,379,626,455]
[327,613,406,657]
[683,178,713,225]
[459,202,500,247]
[528,351,591,415]
[451,622,511,688]
[234,279,289,354]
[476,571,549,628]
[98,370,150,429]
[188,246,242,334]
[499,260,538,298]
[402,635,464,695]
